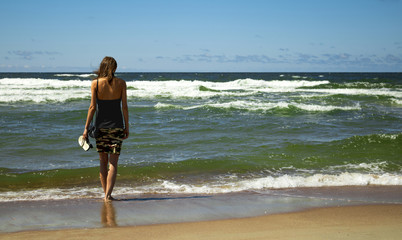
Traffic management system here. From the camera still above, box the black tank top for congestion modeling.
[95,79,124,129]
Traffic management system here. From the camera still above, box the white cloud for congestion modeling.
[8,50,61,60]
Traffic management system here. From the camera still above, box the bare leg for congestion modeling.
[105,153,119,201]
[99,153,109,195]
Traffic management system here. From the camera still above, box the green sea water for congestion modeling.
[0,72,401,201]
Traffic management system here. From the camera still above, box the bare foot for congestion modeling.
[104,195,117,202]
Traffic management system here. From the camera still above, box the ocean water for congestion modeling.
[0,72,401,202]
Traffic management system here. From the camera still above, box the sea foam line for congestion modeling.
[54,74,96,78]
[1,78,400,103]
[1,172,401,202]
[0,78,90,88]
[155,101,361,112]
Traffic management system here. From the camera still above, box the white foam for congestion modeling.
[1,77,400,103]
[1,172,401,202]
[153,100,360,112]
[372,134,399,140]
[128,80,222,99]
[54,73,95,78]
[328,161,389,173]
[0,88,89,103]
[0,78,90,103]
[219,79,329,90]
[392,98,402,105]
[206,100,360,112]
[302,88,402,98]
[154,102,181,109]
[235,173,402,189]
[127,79,260,99]
[0,187,104,202]
[127,79,331,99]
[292,102,361,111]
[151,173,402,193]
[0,78,90,88]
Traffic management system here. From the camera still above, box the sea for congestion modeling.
[0,72,401,202]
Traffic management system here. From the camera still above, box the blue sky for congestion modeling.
[1,0,401,72]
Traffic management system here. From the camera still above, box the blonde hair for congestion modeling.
[95,56,117,84]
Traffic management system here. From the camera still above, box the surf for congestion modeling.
[1,172,402,202]
[1,76,400,103]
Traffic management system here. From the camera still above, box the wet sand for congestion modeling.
[1,186,402,239]
[1,204,401,240]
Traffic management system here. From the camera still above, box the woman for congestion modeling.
[83,56,129,202]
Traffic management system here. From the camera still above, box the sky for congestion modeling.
[0,0,401,72]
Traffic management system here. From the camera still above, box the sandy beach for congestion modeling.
[1,204,401,240]
[1,186,402,239]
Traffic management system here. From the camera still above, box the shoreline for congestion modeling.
[1,204,402,240]
[1,186,402,234]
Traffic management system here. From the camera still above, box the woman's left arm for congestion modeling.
[121,80,129,139]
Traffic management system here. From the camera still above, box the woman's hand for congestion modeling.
[83,129,89,140]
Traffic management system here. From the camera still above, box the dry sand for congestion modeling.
[1,204,401,240]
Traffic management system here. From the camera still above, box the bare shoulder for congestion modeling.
[91,79,97,88]
[115,77,127,87]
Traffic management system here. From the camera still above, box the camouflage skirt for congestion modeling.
[95,128,125,155]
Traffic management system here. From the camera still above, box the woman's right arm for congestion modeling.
[83,80,97,139]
